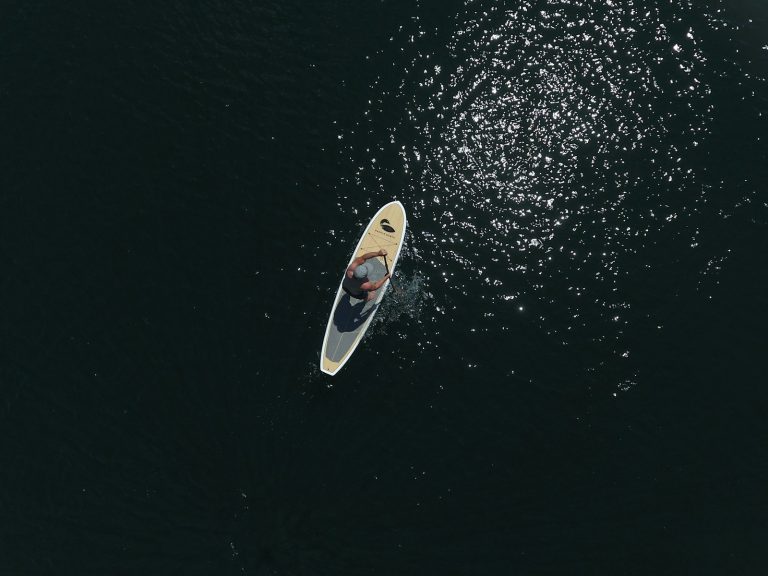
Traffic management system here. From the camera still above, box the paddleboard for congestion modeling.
[320,201,407,376]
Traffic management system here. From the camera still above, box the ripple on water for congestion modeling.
[335,0,765,388]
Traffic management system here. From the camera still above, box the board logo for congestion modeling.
[380,219,396,233]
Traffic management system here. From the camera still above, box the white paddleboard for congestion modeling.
[320,201,407,376]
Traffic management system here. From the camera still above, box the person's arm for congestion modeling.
[358,249,387,263]
[365,273,391,291]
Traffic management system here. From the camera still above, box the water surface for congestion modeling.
[1,0,767,574]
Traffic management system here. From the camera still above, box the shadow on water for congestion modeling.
[333,294,377,332]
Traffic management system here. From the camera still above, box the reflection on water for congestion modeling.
[336,0,765,388]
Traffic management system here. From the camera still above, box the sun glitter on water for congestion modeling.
[335,0,762,389]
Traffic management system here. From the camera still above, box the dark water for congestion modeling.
[1,0,767,573]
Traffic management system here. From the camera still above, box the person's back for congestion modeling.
[342,268,368,299]
[342,249,390,302]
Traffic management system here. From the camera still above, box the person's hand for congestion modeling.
[379,249,388,256]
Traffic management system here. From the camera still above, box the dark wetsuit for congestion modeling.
[342,275,368,300]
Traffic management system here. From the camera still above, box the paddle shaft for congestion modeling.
[383,254,399,293]
[383,253,391,279]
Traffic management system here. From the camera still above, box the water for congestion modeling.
[1,0,767,574]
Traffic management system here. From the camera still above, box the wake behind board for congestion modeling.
[320,201,407,376]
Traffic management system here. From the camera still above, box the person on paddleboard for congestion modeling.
[342,249,391,302]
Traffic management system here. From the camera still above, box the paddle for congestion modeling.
[383,253,400,294]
